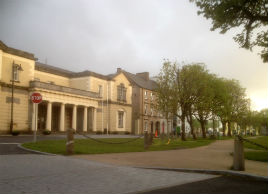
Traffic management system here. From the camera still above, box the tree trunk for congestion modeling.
[212,118,216,136]
[189,115,196,139]
[200,120,207,138]
[222,120,226,136]
[227,121,232,136]
[181,114,186,141]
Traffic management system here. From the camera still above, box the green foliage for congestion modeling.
[190,0,268,62]
[155,60,253,138]
[42,130,51,135]
[22,138,215,155]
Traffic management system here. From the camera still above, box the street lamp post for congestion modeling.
[10,61,23,134]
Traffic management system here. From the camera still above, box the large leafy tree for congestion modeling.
[193,72,216,138]
[190,0,268,62]
[179,64,213,138]
[155,61,178,134]
[214,78,249,136]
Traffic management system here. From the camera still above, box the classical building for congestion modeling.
[118,68,172,135]
[0,41,132,134]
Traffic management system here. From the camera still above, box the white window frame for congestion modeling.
[145,105,148,115]
[13,67,19,81]
[118,111,124,128]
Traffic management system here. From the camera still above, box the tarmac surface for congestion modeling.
[0,135,267,194]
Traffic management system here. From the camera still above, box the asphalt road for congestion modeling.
[0,135,267,194]
[138,176,268,194]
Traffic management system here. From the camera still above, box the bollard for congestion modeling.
[160,133,164,143]
[233,136,245,171]
[66,128,75,155]
[149,133,153,145]
[144,131,149,149]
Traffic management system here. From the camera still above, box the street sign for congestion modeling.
[30,92,42,143]
[31,92,42,104]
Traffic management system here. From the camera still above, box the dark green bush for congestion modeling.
[42,130,51,135]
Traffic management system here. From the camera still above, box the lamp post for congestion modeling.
[10,61,23,134]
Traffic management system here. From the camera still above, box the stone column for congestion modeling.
[46,101,52,131]
[83,106,88,132]
[72,105,77,131]
[93,108,97,132]
[60,103,65,132]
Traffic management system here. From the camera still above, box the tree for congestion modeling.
[155,60,182,138]
[179,64,213,138]
[213,78,249,136]
[154,61,178,135]
[190,0,268,62]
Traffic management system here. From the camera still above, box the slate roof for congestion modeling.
[121,70,157,91]
[0,40,35,60]
[35,62,112,80]
[35,62,73,77]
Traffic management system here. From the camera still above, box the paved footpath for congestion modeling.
[74,139,268,177]
[0,154,216,194]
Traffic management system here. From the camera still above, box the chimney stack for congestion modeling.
[136,72,149,81]
[117,68,122,73]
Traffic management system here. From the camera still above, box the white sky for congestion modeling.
[0,0,267,111]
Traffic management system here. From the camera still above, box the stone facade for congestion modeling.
[0,41,132,134]
[119,69,172,135]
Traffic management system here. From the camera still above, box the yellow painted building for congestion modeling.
[0,41,132,134]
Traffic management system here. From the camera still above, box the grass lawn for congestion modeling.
[244,136,268,162]
[244,151,268,162]
[22,137,215,155]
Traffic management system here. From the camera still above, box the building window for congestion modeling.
[118,111,124,128]
[117,83,126,102]
[144,91,148,99]
[13,67,19,81]
[144,121,148,132]
[98,85,103,97]
[145,105,148,115]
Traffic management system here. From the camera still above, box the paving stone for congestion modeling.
[0,154,216,194]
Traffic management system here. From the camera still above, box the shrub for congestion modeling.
[11,131,20,136]
[125,131,130,135]
[42,130,51,135]
[96,131,103,135]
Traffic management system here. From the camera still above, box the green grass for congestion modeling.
[243,136,268,162]
[244,136,268,150]
[245,151,268,162]
[22,137,215,155]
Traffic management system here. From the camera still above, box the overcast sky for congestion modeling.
[0,0,267,111]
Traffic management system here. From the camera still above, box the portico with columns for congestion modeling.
[31,85,99,133]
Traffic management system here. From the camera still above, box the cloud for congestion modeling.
[0,0,267,110]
